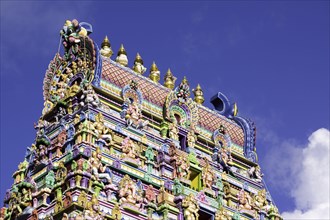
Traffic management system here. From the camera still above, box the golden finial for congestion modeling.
[193,84,204,104]
[149,61,160,83]
[135,53,143,64]
[182,76,189,85]
[164,68,176,89]
[116,44,128,66]
[100,36,113,58]
[102,36,110,47]
[133,53,146,74]
[118,44,127,55]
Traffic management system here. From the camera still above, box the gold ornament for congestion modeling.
[149,61,160,83]
[164,68,176,89]
[193,84,205,104]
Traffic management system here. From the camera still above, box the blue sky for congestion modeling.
[1,1,329,218]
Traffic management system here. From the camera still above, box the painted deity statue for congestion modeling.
[93,113,113,145]
[60,19,86,60]
[88,147,112,184]
[125,100,149,130]
[80,84,100,107]
[6,192,22,218]
[215,207,231,220]
[182,194,199,220]
[118,175,138,205]
[121,137,138,160]
[187,129,197,148]
[176,155,190,179]
[248,165,263,183]
[202,159,216,189]
[56,81,68,100]
[213,146,233,174]
[176,77,190,103]
[168,121,179,141]
[69,81,80,97]
[83,195,103,220]
[237,189,253,210]
[254,189,269,211]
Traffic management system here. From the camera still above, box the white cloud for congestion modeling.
[282,128,330,219]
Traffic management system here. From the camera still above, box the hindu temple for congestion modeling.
[0,19,282,220]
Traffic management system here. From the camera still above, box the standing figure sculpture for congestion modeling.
[187,129,197,148]
[202,159,216,189]
[169,121,179,141]
[176,155,190,179]
[182,194,199,220]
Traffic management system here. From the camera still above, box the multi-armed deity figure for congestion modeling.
[237,189,253,211]
[88,147,113,185]
[93,113,113,146]
[125,100,149,130]
[118,175,138,205]
[80,84,100,107]
[202,158,216,189]
[182,194,199,220]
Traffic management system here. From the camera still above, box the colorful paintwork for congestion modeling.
[0,19,282,220]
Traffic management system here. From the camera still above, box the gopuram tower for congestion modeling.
[1,19,282,220]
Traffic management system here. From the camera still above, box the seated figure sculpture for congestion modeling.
[237,189,253,211]
[254,189,269,212]
[121,137,138,160]
[248,165,263,183]
[88,147,113,184]
[118,175,138,205]
[80,84,99,107]
[125,100,148,130]
[93,113,113,146]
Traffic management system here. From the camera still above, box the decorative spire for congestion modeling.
[133,53,146,74]
[100,36,113,58]
[164,68,176,89]
[149,61,160,83]
[116,44,128,66]
[193,84,204,104]
[182,76,189,86]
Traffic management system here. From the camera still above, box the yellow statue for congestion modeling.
[215,207,231,220]
[187,129,197,148]
[169,121,179,141]
[254,189,269,211]
[182,194,199,220]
